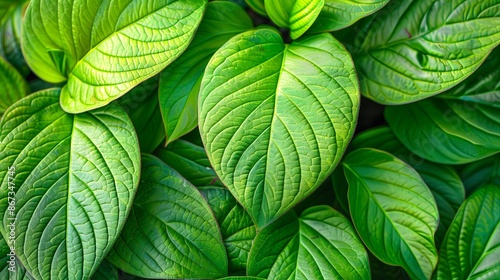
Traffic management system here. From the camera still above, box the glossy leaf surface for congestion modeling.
[343,148,439,280]
[354,0,500,104]
[199,28,360,228]
[248,206,370,279]
[22,0,207,113]
[107,154,228,279]
[0,89,140,279]
[436,184,500,279]
[386,98,500,164]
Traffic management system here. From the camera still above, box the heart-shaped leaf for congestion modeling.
[199,28,360,228]
[0,56,29,115]
[0,89,140,279]
[307,0,389,33]
[264,0,324,39]
[199,186,256,275]
[22,0,207,113]
[159,1,253,146]
[247,205,370,279]
[343,148,439,280]
[106,154,228,279]
[386,98,500,164]
[353,0,500,104]
[436,184,500,279]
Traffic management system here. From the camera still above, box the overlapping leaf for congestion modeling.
[265,0,324,39]
[0,89,140,279]
[0,3,29,77]
[247,206,370,279]
[199,186,256,274]
[354,0,500,104]
[22,0,207,113]
[245,0,266,16]
[308,0,389,33]
[199,28,360,228]
[343,148,439,280]
[386,98,500,164]
[436,184,500,279]
[460,155,500,196]
[348,126,465,245]
[159,1,252,146]
[0,56,29,115]
[118,76,165,153]
[156,139,221,187]
[107,154,228,279]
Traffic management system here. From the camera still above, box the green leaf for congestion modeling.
[156,139,221,187]
[460,155,500,196]
[199,28,360,228]
[107,154,228,279]
[0,89,141,279]
[0,0,25,27]
[199,186,256,275]
[353,0,500,104]
[440,47,500,106]
[248,205,370,279]
[0,56,29,115]
[264,0,324,39]
[91,260,118,280]
[245,0,267,16]
[386,98,500,164]
[219,277,265,280]
[118,76,165,153]
[159,1,252,146]
[350,126,465,245]
[22,0,207,113]
[0,3,29,77]
[436,184,500,279]
[308,0,389,33]
[343,148,439,280]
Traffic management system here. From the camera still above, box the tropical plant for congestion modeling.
[0,0,499,279]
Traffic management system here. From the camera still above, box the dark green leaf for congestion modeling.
[155,139,221,187]
[354,0,500,104]
[386,98,500,164]
[199,28,360,228]
[0,3,29,77]
[436,184,500,279]
[159,1,252,146]
[199,186,256,275]
[460,155,500,196]
[343,148,439,280]
[0,56,29,115]
[91,260,118,280]
[118,76,165,153]
[107,154,228,279]
[0,89,141,279]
